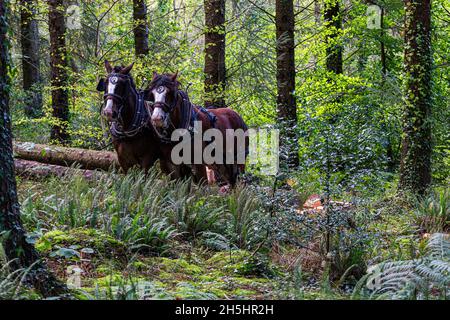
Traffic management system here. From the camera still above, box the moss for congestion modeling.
[154,257,204,275]
[35,228,126,258]
[232,288,257,297]
[207,250,280,278]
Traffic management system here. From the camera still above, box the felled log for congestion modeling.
[13,141,118,171]
[14,159,101,181]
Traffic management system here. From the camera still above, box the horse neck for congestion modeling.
[170,93,184,128]
[121,88,137,130]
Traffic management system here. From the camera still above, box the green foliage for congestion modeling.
[353,233,450,300]
[413,189,449,234]
[20,167,269,255]
[0,261,26,300]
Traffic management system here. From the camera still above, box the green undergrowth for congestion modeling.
[12,170,449,300]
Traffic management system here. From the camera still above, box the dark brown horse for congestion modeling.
[96,61,160,173]
[97,61,192,180]
[147,72,249,187]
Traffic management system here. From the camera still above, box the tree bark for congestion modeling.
[20,0,42,117]
[133,0,149,56]
[204,0,226,108]
[276,0,299,169]
[324,0,342,75]
[49,0,69,143]
[14,159,100,181]
[0,0,66,297]
[13,141,118,171]
[399,0,433,195]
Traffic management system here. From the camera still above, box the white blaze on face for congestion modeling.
[151,86,168,122]
[104,76,118,113]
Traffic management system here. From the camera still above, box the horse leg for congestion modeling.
[141,155,158,175]
[192,164,208,184]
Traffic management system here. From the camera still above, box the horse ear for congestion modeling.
[96,78,106,92]
[121,62,134,75]
[171,71,179,82]
[152,71,158,81]
[105,60,112,73]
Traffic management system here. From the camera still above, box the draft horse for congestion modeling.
[97,61,192,179]
[96,60,160,173]
[147,72,249,187]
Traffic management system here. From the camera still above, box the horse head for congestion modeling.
[147,71,179,129]
[97,60,135,122]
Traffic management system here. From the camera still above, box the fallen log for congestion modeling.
[14,159,101,181]
[13,141,118,171]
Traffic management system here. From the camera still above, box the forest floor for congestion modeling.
[15,171,446,300]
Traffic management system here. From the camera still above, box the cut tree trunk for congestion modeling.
[13,141,118,171]
[14,159,100,180]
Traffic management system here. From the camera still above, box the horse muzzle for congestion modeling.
[151,107,168,128]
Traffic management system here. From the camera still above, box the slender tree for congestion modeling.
[49,0,69,143]
[324,0,342,75]
[0,0,66,297]
[20,0,42,117]
[204,0,226,108]
[133,0,149,56]
[275,0,299,169]
[399,0,433,194]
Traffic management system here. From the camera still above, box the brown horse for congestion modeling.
[97,61,192,180]
[96,61,160,173]
[147,72,249,187]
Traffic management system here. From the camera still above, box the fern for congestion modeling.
[353,233,450,300]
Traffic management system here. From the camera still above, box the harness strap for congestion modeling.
[110,90,150,139]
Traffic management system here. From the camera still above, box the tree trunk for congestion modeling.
[133,0,149,56]
[324,0,342,75]
[13,141,118,171]
[20,0,42,117]
[15,159,101,181]
[0,1,66,297]
[204,0,226,108]
[49,0,69,144]
[276,0,299,169]
[399,0,432,195]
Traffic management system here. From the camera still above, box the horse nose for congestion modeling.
[151,109,165,127]
[152,115,163,127]
[103,107,113,121]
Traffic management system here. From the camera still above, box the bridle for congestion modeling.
[103,73,133,122]
[103,72,150,139]
[148,85,194,144]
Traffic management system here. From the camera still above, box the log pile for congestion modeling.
[13,141,117,180]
